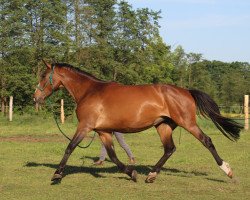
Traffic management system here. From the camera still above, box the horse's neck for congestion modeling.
[59,69,96,103]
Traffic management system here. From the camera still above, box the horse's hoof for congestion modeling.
[227,170,233,179]
[145,172,157,183]
[131,170,138,182]
[51,173,63,181]
[219,161,233,179]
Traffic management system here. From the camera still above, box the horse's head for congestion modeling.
[34,60,63,104]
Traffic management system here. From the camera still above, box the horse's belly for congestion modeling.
[94,114,165,133]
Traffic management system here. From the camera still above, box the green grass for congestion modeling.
[0,114,250,200]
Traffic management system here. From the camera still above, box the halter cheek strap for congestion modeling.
[36,66,55,92]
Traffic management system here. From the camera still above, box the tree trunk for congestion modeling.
[113,68,117,81]
[74,0,80,62]
[1,97,5,115]
[188,65,192,88]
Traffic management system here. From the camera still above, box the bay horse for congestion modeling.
[34,61,242,183]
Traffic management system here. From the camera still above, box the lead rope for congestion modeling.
[50,105,96,149]
[47,66,96,149]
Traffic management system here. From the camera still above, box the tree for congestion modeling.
[0,0,69,108]
[71,0,171,84]
[186,52,203,87]
[171,45,188,87]
[189,61,217,99]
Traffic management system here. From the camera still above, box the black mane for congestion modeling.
[52,63,103,81]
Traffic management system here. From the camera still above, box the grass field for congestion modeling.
[0,114,249,200]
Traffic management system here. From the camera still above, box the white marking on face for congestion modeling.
[35,84,40,93]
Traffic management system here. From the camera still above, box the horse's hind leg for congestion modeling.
[145,122,176,183]
[186,125,233,178]
[98,131,137,182]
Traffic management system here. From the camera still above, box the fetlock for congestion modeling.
[124,166,137,182]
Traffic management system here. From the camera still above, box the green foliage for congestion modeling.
[171,45,188,87]
[0,0,249,110]
[171,46,250,107]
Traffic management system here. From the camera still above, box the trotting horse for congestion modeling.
[34,61,242,183]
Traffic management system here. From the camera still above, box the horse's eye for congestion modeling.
[40,72,47,80]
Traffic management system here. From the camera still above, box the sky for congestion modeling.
[126,0,250,63]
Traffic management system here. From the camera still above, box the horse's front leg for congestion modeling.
[51,124,91,183]
[98,131,137,182]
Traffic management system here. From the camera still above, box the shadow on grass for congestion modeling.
[205,178,226,183]
[25,156,226,183]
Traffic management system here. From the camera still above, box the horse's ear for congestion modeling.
[42,59,51,69]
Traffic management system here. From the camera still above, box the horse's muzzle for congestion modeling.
[34,96,44,104]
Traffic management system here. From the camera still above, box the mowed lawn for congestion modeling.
[0,114,249,200]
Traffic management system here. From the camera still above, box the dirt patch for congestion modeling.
[0,134,95,143]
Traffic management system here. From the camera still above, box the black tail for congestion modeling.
[189,89,243,141]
